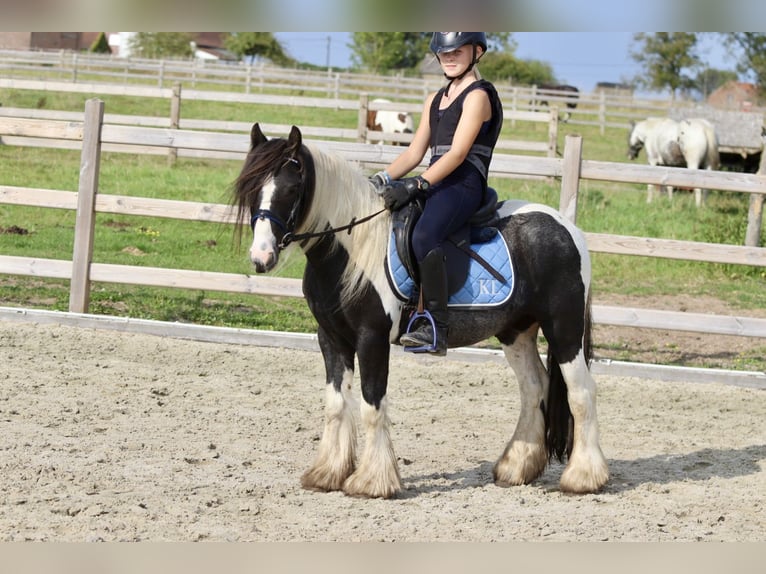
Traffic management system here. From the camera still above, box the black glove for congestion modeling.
[380,176,430,212]
[369,171,390,192]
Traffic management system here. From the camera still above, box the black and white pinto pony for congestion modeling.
[231,124,608,498]
[366,98,414,145]
[531,84,579,122]
[628,117,720,207]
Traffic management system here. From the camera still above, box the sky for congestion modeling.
[273,32,733,95]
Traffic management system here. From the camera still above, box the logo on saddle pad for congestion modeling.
[386,227,515,308]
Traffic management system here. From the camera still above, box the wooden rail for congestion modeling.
[0,78,560,159]
[2,99,766,344]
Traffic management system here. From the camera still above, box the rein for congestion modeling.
[252,207,387,249]
[248,154,387,249]
[280,208,387,248]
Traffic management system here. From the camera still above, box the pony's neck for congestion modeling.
[302,143,391,304]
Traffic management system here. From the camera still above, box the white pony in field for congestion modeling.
[366,98,414,145]
[628,117,720,207]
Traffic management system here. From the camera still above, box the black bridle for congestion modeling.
[249,157,386,249]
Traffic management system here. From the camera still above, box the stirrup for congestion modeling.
[402,309,439,353]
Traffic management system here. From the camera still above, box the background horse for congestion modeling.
[628,117,720,207]
[532,84,579,122]
[231,124,608,499]
[366,98,414,145]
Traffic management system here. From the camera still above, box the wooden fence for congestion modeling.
[2,98,766,349]
[0,78,559,159]
[0,50,689,135]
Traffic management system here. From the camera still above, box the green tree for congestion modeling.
[223,32,293,66]
[693,67,739,99]
[723,32,766,99]
[89,32,111,54]
[350,33,516,74]
[630,33,700,99]
[128,33,195,59]
[479,53,555,86]
[350,33,429,72]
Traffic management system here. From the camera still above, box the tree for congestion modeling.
[350,33,515,75]
[479,53,555,86]
[723,32,766,98]
[630,33,700,99]
[128,33,195,59]
[693,67,739,100]
[350,33,429,73]
[223,32,293,66]
[89,32,111,54]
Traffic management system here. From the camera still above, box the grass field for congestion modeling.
[1,87,765,350]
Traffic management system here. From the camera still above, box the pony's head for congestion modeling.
[627,121,644,160]
[231,123,315,273]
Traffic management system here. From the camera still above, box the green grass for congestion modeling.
[1,87,765,345]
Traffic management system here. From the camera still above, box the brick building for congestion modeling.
[0,32,104,52]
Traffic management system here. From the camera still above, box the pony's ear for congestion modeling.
[250,123,268,148]
[287,125,302,154]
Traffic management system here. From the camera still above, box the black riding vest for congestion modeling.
[428,79,503,181]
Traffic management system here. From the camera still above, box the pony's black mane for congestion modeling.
[231,137,292,233]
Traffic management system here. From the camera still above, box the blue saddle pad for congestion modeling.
[386,229,514,308]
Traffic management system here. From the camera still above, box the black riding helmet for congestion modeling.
[429,32,488,81]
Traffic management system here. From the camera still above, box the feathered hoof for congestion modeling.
[493,443,547,487]
[342,471,402,499]
[559,460,609,494]
[300,463,354,493]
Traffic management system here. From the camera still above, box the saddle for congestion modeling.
[385,187,515,310]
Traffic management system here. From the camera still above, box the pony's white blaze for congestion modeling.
[249,179,278,270]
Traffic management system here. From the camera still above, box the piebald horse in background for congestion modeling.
[366,98,414,145]
[230,124,609,499]
[628,117,720,207]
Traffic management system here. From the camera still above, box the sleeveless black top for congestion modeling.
[428,79,503,181]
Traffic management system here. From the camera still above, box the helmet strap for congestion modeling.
[441,44,478,87]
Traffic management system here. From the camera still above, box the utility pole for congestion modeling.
[326,35,331,70]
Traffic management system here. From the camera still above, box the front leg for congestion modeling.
[301,327,357,492]
[342,333,402,499]
[494,325,548,486]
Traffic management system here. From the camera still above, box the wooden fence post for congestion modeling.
[547,107,559,158]
[599,91,606,135]
[357,94,369,143]
[559,134,583,223]
[745,152,765,247]
[168,82,182,166]
[510,87,518,128]
[158,60,165,89]
[69,98,104,313]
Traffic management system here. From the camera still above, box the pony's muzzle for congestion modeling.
[249,239,279,273]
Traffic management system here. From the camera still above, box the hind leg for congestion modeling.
[494,323,549,487]
[301,327,357,492]
[694,186,709,208]
[557,352,609,493]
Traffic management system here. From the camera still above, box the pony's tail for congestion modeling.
[544,291,592,462]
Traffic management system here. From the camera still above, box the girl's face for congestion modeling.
[438,45,482,77]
